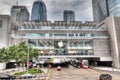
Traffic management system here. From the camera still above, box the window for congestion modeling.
[75,34,78,36]
[49,34,53,36]
[54,34,67,36]
[39,34,45,36]
[69,34,74,36]
[80,34,85,36]
[0,20,2,27]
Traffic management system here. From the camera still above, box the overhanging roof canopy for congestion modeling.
[21,21,97,28]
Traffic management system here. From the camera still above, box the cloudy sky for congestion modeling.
[0,0,93,21]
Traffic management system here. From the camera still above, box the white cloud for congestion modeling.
[0,0,93,21]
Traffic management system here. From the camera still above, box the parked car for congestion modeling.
[57,66,62,71]
[20,74,36,79]
[81,60,89,69]
[0,74,16,80]
[99,74,112,80]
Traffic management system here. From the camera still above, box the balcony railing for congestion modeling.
[38,54,99,58]
[33,46,93,49]
[11,35,109,40]
[67,46,93,49]
[19,28,106,31]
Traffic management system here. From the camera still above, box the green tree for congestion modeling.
[0,47,11,63]
[0,42,39,67]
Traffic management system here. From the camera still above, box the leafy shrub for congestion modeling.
[14,68,44,75]
[14,71,26,75]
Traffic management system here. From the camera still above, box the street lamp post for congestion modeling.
[27,40,30,74]
[27,39,34,74]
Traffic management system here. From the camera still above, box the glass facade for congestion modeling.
[27,39,93,55]
[63,10,75,21]
[92,0,120,23]
[16,33,107,37]
[16,27,108,56]
[31,0,47,21]
[10,6,29,24]
[92,0,109,23]
[108,0,120,16]
[14,21,109,56]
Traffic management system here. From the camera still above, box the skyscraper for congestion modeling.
[92,0,109,23]
[107,0,120,16]
[10,6,30,24]
[63,10,75,21]
[31,0,47,21]
[92,0,120,23]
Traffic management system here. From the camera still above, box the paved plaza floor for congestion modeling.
[48,66,120,80]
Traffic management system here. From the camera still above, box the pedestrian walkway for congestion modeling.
[94,67,120,72]
[0,67,26,75]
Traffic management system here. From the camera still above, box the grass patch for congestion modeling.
[14,68,44,76]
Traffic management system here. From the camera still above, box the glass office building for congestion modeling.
[10,6,30,24]
[92,0,120,23]
[92,0,109,23]
[108,0,120,16]
[63,10,75,21]
[31,0,47,21]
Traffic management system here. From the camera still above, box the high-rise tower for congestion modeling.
[92,0,109,23]
[92,0,120,23]
[31,0,47,21]
[11,6,30,24]
[63,10,75,21]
